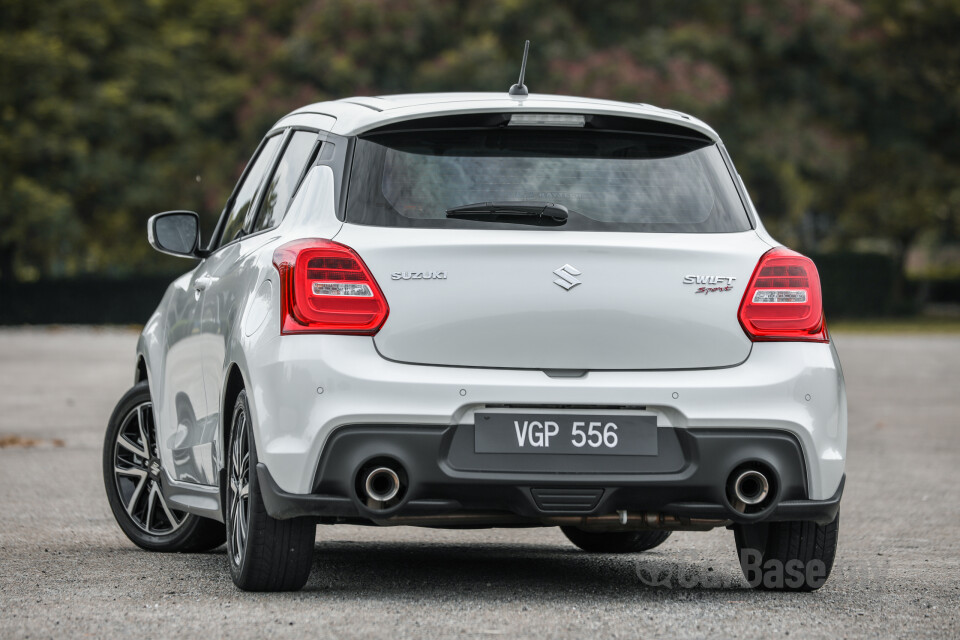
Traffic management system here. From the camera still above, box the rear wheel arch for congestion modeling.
[219,364,248,520]
[221,364,248,458]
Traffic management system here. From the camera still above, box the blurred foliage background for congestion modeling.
[2,0,959,320]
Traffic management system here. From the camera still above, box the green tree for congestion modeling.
[1,0,957,309]
[0,0,247,280]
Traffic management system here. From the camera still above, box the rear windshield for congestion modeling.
[345,127,751,232]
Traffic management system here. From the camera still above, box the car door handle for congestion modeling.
[195,275,219,291]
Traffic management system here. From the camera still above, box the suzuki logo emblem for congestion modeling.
[553,264,582,290]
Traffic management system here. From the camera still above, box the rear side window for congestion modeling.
[253,131,319,233]
[218,133,283,247]
[346,128,750,233]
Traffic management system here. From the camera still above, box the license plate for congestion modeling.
[474,411,658,456]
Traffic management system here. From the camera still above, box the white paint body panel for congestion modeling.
[244,335,846,501]
[336,225,767,370]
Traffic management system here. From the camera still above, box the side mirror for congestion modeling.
[148,211,203,258]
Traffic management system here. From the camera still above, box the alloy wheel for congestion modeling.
[112,402,186,535]
[227,405,250,567]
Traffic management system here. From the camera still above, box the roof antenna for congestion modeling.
[508,40,530,97]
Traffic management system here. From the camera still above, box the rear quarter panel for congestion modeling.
[210,165,344,476]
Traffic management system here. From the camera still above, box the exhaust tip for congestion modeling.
[726,464,776,515]
[355,458,408,510]
[733,469,770,506]
[363,466,401,503]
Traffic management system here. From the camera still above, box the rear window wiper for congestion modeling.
[445,201,568,227]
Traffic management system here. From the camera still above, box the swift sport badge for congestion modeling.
[683,274,736,295]
[553,264,582,290]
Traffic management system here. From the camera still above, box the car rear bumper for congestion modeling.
[255,424,844,525]
[245,335,846,502]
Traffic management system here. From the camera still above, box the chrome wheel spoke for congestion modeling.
[115,465,146,479]
[137,406,151,456]
[155,488,181,530]
[239,453,250,485]
[125,476,147,517]
[231,420,242,473]
[145,483,158,530]
[232,499,245,560]
[117,434,148,459]
[235,506,242,544]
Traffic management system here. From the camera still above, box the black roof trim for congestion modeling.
[363,112,712,142]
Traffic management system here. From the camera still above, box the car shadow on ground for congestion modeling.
[302,540,757,598]
[86,540,861,602]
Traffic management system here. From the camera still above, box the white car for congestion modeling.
[103,91,846,592]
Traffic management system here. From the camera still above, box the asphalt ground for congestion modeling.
[0,327,958,639]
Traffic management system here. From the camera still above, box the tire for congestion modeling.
[225,389,315,591]
[560,527,672,553]
[103,381,225,552]
[733,512,839,592]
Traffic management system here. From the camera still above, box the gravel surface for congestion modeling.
[1,327,958,639]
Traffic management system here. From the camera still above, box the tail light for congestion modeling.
[738,247,827,342]
[272,239,389,335]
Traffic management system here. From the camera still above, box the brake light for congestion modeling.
[738,247,827,342]
[272,239,389,335]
